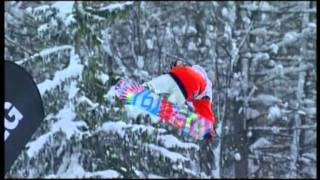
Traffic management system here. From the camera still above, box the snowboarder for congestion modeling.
[144,60,216,140]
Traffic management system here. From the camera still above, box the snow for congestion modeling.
[57,153,85,178]
[179,167,197,177]
[222,7,229,18]
[16,45,74,65]
[101,121,127,138]
[67,81,79,99]
[157,134,199,150]
[26,103,87,157]
[302,152,316,161]
[261,13,267,22]
[234,153,241,161]
[188,42,197,51]
[85,169,122,178]
[52,1,75,26]
[260,2,273,11]
[283,31,299,45]
[185,26,197,34]
[37,23,49,34]
[26,7,32,13]
[78,96,99,110]
[101,121,165,138]
[53,103,87,139]
[148,173,164,178]
[26,133,51,157]
[39,45,73,58]
[212,121,222,178]
[47,153,122,178]
[33,5,50,12]
[270,43,279,54]
[212,1,219,8]
[134,169,145,178]
[253,52,270,62]
[37,47,84,95]
[267,105,281,120]
[270,126,280,133]
[146,39,154,49]
[250,27,267,36]
[137,56,144,69]
[105,85,116,102]
[249,137,272,152]
[305,107,316,115]
[245,108,261,119]
[243,2,274,11]
[253,94,280,106]
[97,73,109,84]
[147,144,188,162]
[97,1,134,12]
[243,3,259,11]
[275,64,284,77]
[247,131,253,138]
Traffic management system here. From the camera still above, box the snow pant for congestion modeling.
[144,74,186,107]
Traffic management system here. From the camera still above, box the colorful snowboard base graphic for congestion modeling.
[114,79,213,140]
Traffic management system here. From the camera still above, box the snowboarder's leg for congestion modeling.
[144,74,174,94]
[145,74,185,106]
[167,84,186,107]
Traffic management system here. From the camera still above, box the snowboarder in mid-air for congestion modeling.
[144,60,216,140]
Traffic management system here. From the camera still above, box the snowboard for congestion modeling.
[114,79,213,140]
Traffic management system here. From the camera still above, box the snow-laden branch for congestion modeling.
[239,4,316,14]
[37,46,84,95]
[248,153,292,161]
[5,35,33,55]
[86,1,134,13]
[255,63,313,86]
[15,45,74,65]
[248,125,317,131]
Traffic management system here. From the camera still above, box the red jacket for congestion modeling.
[169,66,215,125]
[192,99,215,125]
[169,66,207,100]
